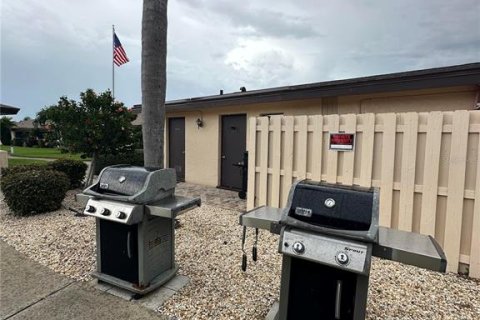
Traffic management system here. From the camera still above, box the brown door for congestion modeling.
[168,117,185,181]
[220,114,246,190]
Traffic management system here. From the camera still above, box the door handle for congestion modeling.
[127,231,132,259]
[221,155,226,159]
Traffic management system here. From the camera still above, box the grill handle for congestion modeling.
[127,231,132,259]
[252,228,258,262]
[335,280,342,319]
[241,226,247,271]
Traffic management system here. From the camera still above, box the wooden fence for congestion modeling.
[247,111,480,278]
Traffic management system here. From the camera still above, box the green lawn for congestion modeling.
[0,146,88,160]
[8,158,50,167]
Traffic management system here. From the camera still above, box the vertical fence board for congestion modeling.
[326,115,340,183]
[258,117,269,206]
[444,111,470,272]
[282,117,294,206]
[419,112,443,236]
[379,113,396,228]
[398,113,418,231]
[311,115,323,181]
[297,116,308,180]
[247,111,480,278]
[342,114,356,185]
[270,116,282,207]
[359,113,375,187]
[247,117,257,210]
[470,133,480,278]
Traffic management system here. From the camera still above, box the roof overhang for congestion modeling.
[164,62,480,112]
[0,103,20,115]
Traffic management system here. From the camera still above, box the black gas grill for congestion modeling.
[80,165,200,296]
[240,180,446,320]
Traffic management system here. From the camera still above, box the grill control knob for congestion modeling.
[100,208,111,216]
[292,242,305,254]
[336,251,349,265]
[116,211,127,219]
[85,205,96,213]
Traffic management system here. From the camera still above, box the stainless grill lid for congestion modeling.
[83,165,177,204]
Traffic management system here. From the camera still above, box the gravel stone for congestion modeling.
[1,192,478,319]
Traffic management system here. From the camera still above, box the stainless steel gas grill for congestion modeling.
[240,180,446,320]
[80,165,200,296]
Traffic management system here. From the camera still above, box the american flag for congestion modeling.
[113,33,129,66]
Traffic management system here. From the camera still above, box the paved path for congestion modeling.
[0,241,166,320]
[7,155,56,162]
[176,182,246,212]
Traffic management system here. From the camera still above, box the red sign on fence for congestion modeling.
[329,133,355,151]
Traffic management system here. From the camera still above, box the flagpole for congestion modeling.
[112,25,115,100]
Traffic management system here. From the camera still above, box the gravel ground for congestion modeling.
[1,192,479,319]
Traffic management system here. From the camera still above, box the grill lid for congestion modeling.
[281,180,379,242]
[83,165,176,204]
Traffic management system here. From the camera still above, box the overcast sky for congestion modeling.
[1,0,479,120]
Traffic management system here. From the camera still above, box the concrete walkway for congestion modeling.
[7,156,56,162]
[176,182,246,212]
[0,241,166,320]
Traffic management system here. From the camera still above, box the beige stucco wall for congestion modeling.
[166,85,478,187]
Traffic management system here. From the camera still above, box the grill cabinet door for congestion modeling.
[99,220,139,284]
[285,257,359,320]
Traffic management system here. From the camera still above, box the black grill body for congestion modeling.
[276,180,377,320]
[239,179,447,320]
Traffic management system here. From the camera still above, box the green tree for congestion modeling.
[37,89,136,185]
[0,116,15,145]
[142,0,168,169]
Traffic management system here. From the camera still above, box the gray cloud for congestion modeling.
[1,0,478,120]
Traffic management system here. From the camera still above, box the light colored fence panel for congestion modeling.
[247,110,480,278]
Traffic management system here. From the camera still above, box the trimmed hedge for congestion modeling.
[1,160,87,189]
[1,164,48,178]
[1,169,70,216]
[95,151,144,175]
[48,159,87,188]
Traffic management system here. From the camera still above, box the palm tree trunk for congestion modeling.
[85,152,97,187]
[141,0,168,170]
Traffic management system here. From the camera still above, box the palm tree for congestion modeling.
[142,0,168,169]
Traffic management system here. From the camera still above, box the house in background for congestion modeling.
[10,119,51,147]
[133,62,480,189]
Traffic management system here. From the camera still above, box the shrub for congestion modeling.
[48,159,87,188]
[95,151,144,174]
[1,163,49,178]
[1,170,69,216]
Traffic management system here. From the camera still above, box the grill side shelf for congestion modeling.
[239,206,283,234]
[146,196,201,219]
[372,226,447,272]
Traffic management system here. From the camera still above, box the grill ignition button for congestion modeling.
[292,242,305,254]
[336,251,349,265]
